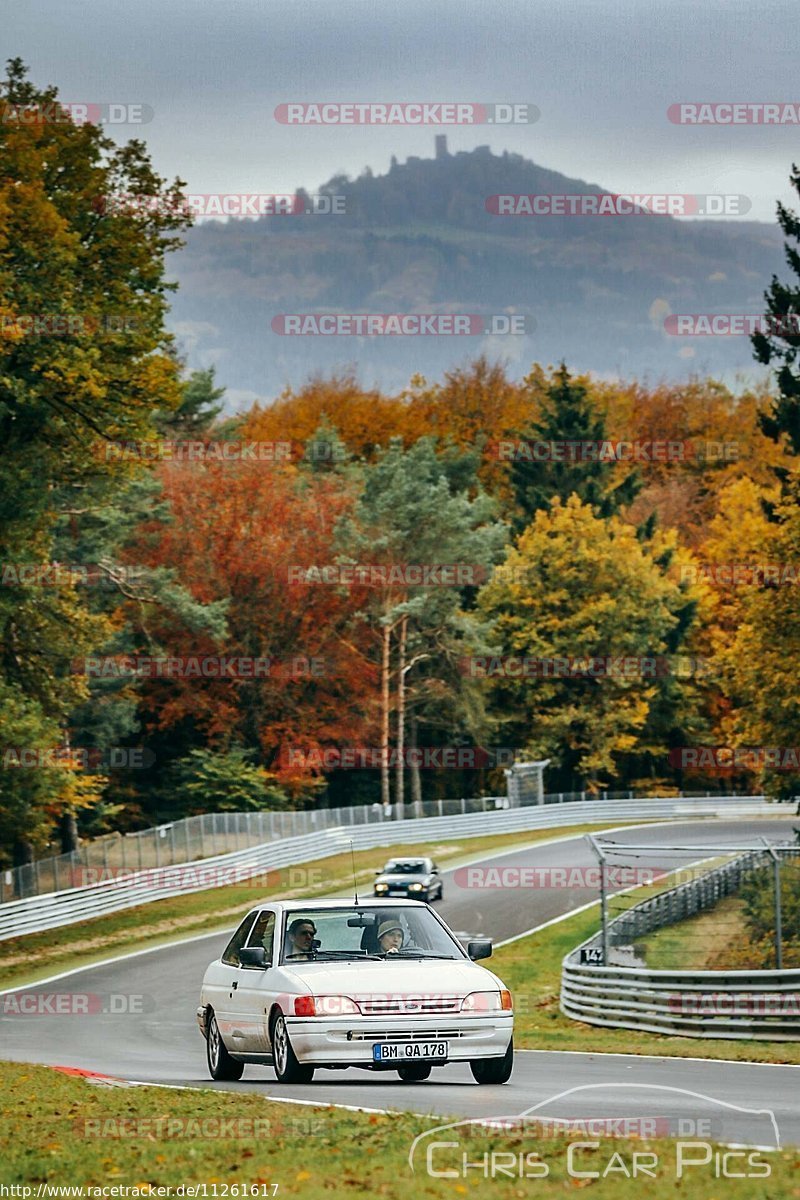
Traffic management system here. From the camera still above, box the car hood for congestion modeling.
[282,957,503,996]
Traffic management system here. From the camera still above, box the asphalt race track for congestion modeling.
[2,816,799,1147]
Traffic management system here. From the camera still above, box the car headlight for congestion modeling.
[294,995,360,1017]
[408,882,424,891]
[375,882,388,891]
[460,990,513,1013]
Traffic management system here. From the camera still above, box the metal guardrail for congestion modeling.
[3,798,508,903]
[561,846,800,1040]
[0,795,773,941]
[1,788,766,903]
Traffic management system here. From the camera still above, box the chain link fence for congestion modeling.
[0,788,770,904]
[586,837,800,970]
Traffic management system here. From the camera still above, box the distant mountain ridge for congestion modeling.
[167,140,784,402]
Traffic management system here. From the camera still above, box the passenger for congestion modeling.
[377,920,404,955]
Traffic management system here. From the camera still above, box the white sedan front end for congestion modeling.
[198,898,514,1085]
[282,959,513,1068]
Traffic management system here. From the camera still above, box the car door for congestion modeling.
[206,911,258,1043]
[430,861,441,895]
[227,908,280,1053]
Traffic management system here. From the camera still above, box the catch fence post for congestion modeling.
[761,839,783,970]
[587,835,608,965]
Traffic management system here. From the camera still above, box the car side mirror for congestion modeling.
[238,946,269,968]
[374,869,382,875]
[467,939,492,961]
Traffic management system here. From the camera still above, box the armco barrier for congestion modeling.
[0,795,775,941]
[2,788,760,903]
[561,846,800,1041]
[561,961,800,1041]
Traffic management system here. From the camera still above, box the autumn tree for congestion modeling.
[0,59,190,862]
[714,471,800,797]
[335,438,508,808]
[478,495,705,791]
[126,454,378,806]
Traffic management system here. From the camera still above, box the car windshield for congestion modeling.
[281,906,463,962]
[383,860,426,874]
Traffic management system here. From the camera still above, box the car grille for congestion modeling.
[347,1027,468,1041]
[358,996,461,1015]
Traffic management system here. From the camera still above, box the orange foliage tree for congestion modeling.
[129,457,380,788]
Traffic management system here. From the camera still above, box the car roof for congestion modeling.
[244,897,430,918]
[385,856,429,864]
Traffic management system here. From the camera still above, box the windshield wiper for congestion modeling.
[388,951,458,960]
[310,950,384,960]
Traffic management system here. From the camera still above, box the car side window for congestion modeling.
[246,910,276,964]
[221,913,257,966]
[431,862,438,873]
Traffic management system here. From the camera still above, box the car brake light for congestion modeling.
[294,996,316,1016]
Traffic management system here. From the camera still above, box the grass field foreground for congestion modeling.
[0,1061,796,1198]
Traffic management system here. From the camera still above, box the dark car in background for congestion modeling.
[373,856,443,902]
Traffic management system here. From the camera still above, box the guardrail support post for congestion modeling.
[587,835,608,964]
[762,838,783,970]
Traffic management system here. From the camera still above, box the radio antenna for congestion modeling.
[350,840,360,906]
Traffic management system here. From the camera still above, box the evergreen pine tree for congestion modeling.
[510,364,641,531]
[752,163,800,487]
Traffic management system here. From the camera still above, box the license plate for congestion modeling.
[373,1041,448,1062]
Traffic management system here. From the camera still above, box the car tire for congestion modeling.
[470,1038,513,1085]
[206,1010,244,1081]
[397,1063,432,1082]
[271,1012,315,1084]
[437,882,444,900]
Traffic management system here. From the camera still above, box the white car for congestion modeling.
[197,898,514,1085]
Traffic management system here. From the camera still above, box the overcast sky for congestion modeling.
[7,0,799,223]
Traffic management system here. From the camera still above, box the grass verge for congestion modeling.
[0,1061,796,1197]
[0,821,651,990]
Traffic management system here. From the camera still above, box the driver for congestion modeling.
[377,920,404,954]
[286,917,318,960]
